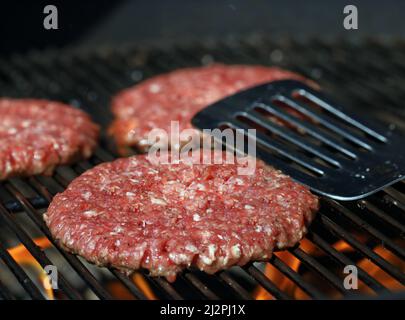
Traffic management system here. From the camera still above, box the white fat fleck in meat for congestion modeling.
[185,244,198,253]
[149,83,161,93]
[110,225,125,235]
[5,161,12,174]
[99,247,109,258]
[263,226,273,235]
[113,226,124,233]
[208,244,216,258]
[200,230,211,239]
[231,244,241,258]
[150,197,167,205]
[21,120,31,128]
[233,178,244,185]
[255,225,263,232]
[7,127,17,134]
[244,204,255,210]
[194,183,206,191]
[82,191,92,200]
[224,198,236,206]
[276,194,291,208]
[87,240,96,251]
[206,208,213,214]
[115,240,121,247]
[133,170,144,177]
[200,244,217,265]
[52,141,61,150]
[168,253,189,264]
[33,151,42,161]
[126,191,135,197]
[277,240,287,248]
[83,210,102,217]
[193,214,201,222]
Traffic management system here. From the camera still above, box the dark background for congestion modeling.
[0,0,404,55]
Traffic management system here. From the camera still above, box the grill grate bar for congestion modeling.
[361,199,405,235]
[109,270,147,300]
[218,271,252,300]
[11,176,160,301]
[0,278,15,300]
[384,193,405,213]
[290,247,349,295]
[4,196,48,213]
[384,187,405,209]
[270,256,324,299]
[0,241,45,300]
[325,200,405,259]
[182,272,220,300]
[4,181,114,300]
[319,214,405,285]
[0,203,83,299]
[41,161,187,300]
[308,231,388,293]
[27,169,156,300]
[0,40,404,299]
[151,278,184,300]
[245,264,291,300]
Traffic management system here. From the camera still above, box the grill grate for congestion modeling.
[0,37,404,300]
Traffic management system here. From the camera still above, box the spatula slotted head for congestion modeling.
[192,80,405,200]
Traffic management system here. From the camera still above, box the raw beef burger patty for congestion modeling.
[0,99,99,180]
[44,150,318,281]
[110,64,309,152]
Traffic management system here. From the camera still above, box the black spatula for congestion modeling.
[191,80,405,201]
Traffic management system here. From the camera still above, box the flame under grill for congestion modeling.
[0,37,404,300]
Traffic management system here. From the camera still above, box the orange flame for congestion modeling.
[7,238,54,299]
[8,237,159,300]
[132,273,158,300]
[254,239,313,300]
[106,273,158,300]
[107,273,157,300]
[357,246,404,293]
[254,238,405,299]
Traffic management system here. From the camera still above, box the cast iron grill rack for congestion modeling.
[0,37,404,299]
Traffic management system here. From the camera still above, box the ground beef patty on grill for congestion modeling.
[110,64,310,152]
[0,99,99,180]
[44,150,318,281]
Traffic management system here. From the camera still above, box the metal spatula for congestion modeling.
[191,80,405,201]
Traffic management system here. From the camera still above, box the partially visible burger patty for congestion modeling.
[44,150,318,282]
[110,64,310,152]
[0,99,99,180]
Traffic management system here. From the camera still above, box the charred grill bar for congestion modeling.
[0,38,404,299]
